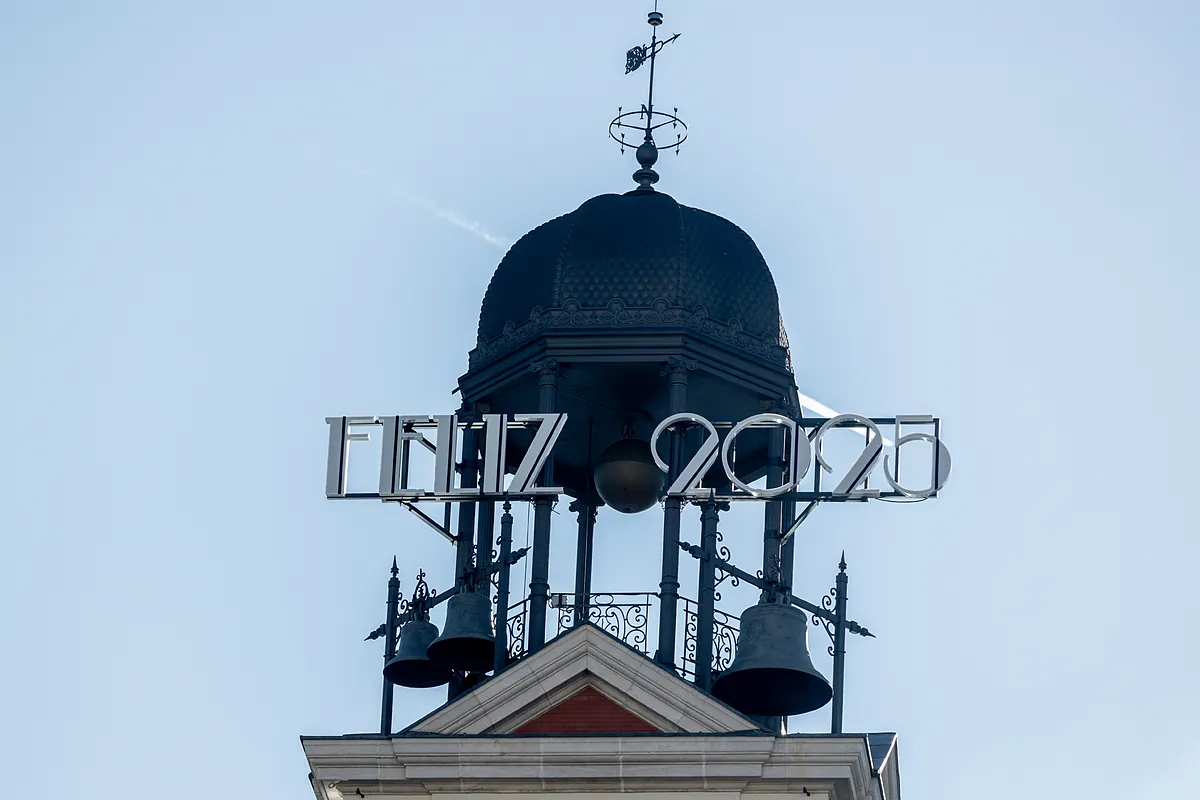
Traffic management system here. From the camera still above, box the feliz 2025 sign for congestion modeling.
[326,413,951,503]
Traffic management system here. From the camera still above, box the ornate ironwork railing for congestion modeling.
[679,596,741,682]
[552,592,653,652]
[501,591,740,682]
[504,597,530,662]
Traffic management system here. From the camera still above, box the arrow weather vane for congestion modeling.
[609,2,688,191]
[625,30,681,74]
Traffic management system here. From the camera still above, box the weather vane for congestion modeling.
[609,2,688,191]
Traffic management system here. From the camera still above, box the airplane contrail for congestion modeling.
[795,390,894,445]
[343,157,511,251]
[795,391,841,420]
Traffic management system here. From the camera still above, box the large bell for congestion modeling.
[712,601,833,717]
[383,619,453,688]
[426,589,496,673]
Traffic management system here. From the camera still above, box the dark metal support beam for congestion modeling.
[572,500,597,626]
[475,500,495,581]
[493,502,514,674]
[455,428,479,572]
[762,426,785,599]
[380,558,400,736]
[831,553,849,734]
[757,425,786,733]
[447,422,480,704]
[657,357,692,667]
[528,361,559,652]
[780,497,796,589]
[693,496,726,691]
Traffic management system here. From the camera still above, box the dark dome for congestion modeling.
[477,191,785,349]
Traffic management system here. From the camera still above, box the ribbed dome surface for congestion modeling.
[477,191,784,345]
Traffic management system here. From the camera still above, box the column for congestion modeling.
[656,356,693,667]
[527,359,559,652]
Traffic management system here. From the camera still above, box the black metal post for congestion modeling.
[757,425,786,733]
[831,552,848,734]
[455,426,480,578]
[445,423,480,705]
[380,557,400,736]
[582,506,594,600]
[475,500,495,583]
[694,496,725,691]
[779,401,804,591]
[657,357,691,667]
[571,500,597,626]
[528,360,559,652]
[762,426,785,599]
[493,501,514,674]
[780,499,796,590]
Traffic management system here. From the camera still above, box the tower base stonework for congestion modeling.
[302,626,901,800]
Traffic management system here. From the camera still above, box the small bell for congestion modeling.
[383,619,453,688]
[427,589,496,673]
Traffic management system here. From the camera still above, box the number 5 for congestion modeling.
[883,415,952,498]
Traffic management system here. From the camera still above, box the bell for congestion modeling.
[712,601,833,717]
[426,589,496,673]
[383,619,453,688]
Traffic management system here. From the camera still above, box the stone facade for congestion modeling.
[302,626,901,800]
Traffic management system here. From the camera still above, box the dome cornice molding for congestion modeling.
[469,296,792,371]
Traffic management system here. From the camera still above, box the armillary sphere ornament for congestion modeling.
[609,105,688,156]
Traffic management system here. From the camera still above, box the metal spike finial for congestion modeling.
[839,551,847,571]
[609,3,688,190]
[391,556,399,578]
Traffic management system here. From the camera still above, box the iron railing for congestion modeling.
[503,591,740,681]
[679,596,741,682]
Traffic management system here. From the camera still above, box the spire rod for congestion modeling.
[609,3,688,191]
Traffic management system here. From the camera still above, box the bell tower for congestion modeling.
[309,5,950,799]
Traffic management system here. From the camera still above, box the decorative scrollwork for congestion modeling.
[682,606,699,679]
[712,609,740,674]
[400,569,435,620]
[678,597,743,680]
[811,585,837,647]
[553,593,652,654]
[714,569,740,594]
[506,600,528,661]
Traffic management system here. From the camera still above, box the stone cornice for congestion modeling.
[302,734,882,800]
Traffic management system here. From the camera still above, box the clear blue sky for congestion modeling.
[2,2,1197,798]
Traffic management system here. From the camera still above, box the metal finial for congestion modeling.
[839,551,847,572]
[391,556,399,578]
[609,4,688,191]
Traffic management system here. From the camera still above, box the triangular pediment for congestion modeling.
[407,623,760,735]
[512,685,664,734]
